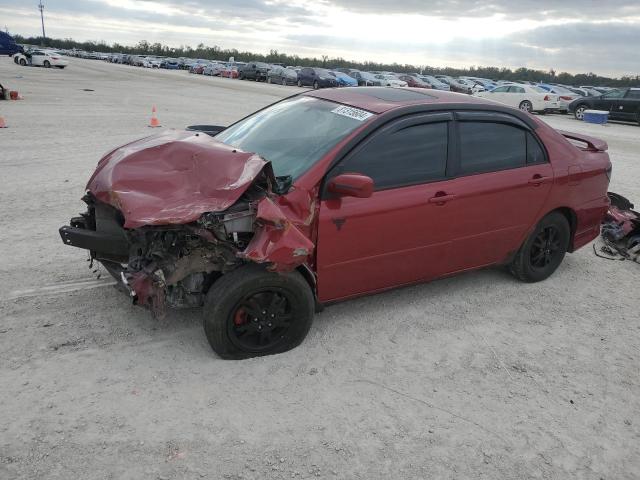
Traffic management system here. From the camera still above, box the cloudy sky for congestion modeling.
[2,0,639,77]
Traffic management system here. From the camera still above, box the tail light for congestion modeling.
[51,56,59,60]
[559,96,572,101]
[544,95,550,101]
[606,164,612,181]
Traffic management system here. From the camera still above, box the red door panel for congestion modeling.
[316,184,453,302]
[441,163,554,272]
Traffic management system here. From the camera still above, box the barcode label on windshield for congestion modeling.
[331,105,373,121]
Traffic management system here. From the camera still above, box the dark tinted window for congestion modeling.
[342,122,448,189]
[625,90,640,100]
[459,122,526,175]
[526,132,546,165]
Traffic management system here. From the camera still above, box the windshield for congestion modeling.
[216,97,372,180]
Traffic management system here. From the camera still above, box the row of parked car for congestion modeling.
[55,49,639,123]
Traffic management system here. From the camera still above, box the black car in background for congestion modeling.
[297,67,338,89]
[238,61,271,81]
[569,88,640,124]
[267,66,298,85]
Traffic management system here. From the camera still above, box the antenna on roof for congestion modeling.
[38,0,46,46]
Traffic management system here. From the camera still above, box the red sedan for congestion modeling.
[397,74,431,88]
[60,87,612,359]
[220,65,239,79]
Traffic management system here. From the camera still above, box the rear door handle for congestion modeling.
[528,175,551,186]
[428,194,456,205]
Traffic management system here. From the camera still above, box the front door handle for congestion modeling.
[428,193,456,205]
[528,175,551,186]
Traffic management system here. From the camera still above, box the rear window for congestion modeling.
[459,122,526,175]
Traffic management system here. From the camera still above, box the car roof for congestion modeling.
[304,87,491,114]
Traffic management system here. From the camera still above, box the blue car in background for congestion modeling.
[0,31,23,56]
[330,71,358,87]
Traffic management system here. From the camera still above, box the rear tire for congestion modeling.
[574,104,587,120]
[282,78,286,86]
[203,264,315,359]
[510,212,570,283]
[519,100,533,113]
[297,79,302,87]
[44,60,51,68]
[313,80,319,90]
[266,77,271,84]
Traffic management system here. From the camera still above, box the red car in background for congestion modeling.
[221,65,240,79]
[190,63,206,74]
[397,74,431,88]
[60,87,612,359]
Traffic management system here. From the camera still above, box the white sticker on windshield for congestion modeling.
[331,105,373,121]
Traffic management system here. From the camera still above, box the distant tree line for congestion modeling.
[14,34,639,87]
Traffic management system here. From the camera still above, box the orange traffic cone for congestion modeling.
[0,116,7,128]
[149,105,161,128]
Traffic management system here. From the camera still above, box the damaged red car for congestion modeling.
[60,87,612,359]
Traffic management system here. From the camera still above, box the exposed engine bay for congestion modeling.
[59,129,316,317]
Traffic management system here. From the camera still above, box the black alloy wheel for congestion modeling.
[529,226,562,270]
[203,264,314,359]
[228,289,293,352]
[510,212,570,283]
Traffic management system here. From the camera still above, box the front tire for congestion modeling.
[19,58,26,66]
[297,79,302,87]
[282,78,287,86]
[574,104,587,120]
[203,265,314,359]
[510,212,570,283]
[313,80,319,90]
[519,100,533,113]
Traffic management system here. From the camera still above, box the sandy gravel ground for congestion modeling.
[1,57,639,480]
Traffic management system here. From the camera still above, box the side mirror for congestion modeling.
[328,173,374,198]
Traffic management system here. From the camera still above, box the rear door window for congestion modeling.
[339,121,448,190]
[458,122,526,175]
[625,90,640,100]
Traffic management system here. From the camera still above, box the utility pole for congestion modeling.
[38,1,46,46]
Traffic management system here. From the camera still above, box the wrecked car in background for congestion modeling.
[60,87,612,359]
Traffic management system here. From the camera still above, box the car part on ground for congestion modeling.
[596,192,640,262]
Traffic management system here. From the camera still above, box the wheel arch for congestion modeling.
[295,263,323,312]
[548,207,578,252]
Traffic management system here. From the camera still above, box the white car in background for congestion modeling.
[374,74,408,87]
[474,84,559,113]
[143,57,162,68]
[13,49,69,68]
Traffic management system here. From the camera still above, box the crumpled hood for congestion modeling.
[87,130,272,228]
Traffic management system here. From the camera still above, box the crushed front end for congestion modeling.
[59,130,316,317]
